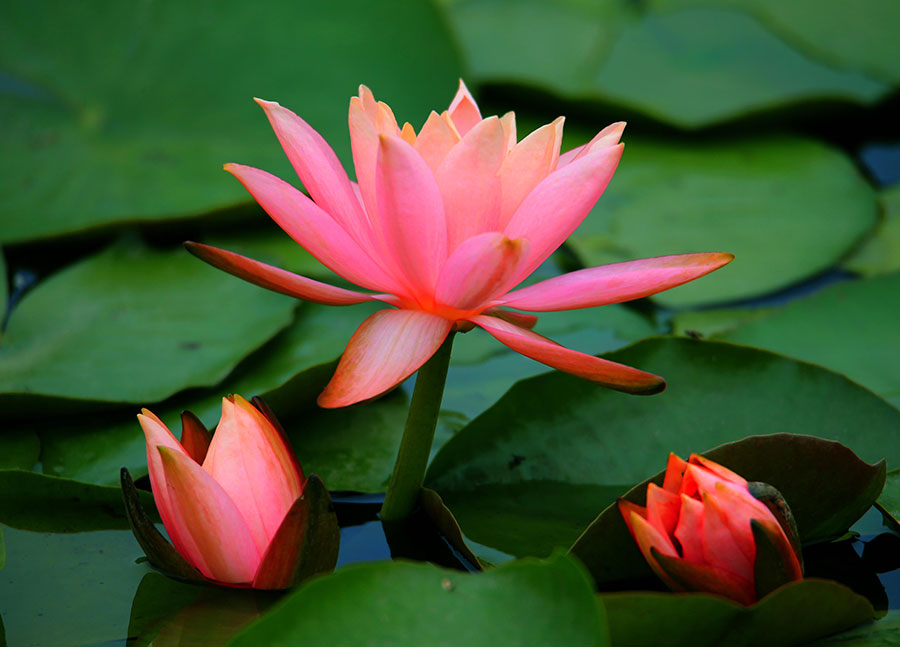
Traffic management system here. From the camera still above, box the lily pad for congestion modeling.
[426,338,900,558]
[0,431,38,470]
[0,0,461,244]
[36,300,382,486]
[601,579,876,646]
[567,135,877,307]
[229,553,610,646]
[810,609,900,645]
[844,186,900,278]
[0,240,296,412]
[876,469,900,533]
[721,274,900,408]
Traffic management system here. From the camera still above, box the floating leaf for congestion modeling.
[0,240,296,413]
[229,553,609,647]
[0,431,38,470]
[601,579,875,646]
[844,186,900,278]
[809,609,900,645]
[567,135,877,307]
[721,274,900,408]
[876,469,900,533]
[427,338,900,558]
[0,0,461,244]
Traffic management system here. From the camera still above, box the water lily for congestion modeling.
[129,395,338,589]
[619,453,803,605]
[186,81,733,409]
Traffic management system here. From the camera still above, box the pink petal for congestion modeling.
[651,549,755,605]
[646,483,681,538]
[468,315,665,394]
[138,411,204,575]
[435,233,528,311]
[375,135,448,304]
[499,111,517,154]
[157,446,261,583]
[414,111,461,173]
[180,411,211,464]
[436,117,506,249]
[662,452,689,493]
[498,117,564,228]
[674,494,706,563]
[494,253,734,311]
[202,396,304,553]
[689,454,747,486]
[619,501,681,591]
[318,309,453,408]
[558,122,626,168]
[184,242,396,307]
[700,490,754,583]
[504,144,624,281]
[483,308,538,330]
[224,163,399,293]
[447,79,482,137]
[349,94,380,223]
[254,99,372,249]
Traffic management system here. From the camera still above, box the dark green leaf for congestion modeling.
[808,609,900,646]
[844,186,900,277]
[875,468,900,533]
[0,0,461,243]
[0,240,296,412]
[722,274,900,408]
[567,136,877,307]
[229,553,609,647]
[0,431,38,470]
[601,579,875,646]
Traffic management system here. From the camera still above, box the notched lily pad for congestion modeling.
[570,434,885,590]
[600,579,876,646]
[844,186,900,277]
[875,468,900,533]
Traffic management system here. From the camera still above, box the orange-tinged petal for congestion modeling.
[414,111,461,173]
[662,452,689,493]
[349,95,380,224]
[619,503,681,591]
[318,309,454,408]
[435,233,528,311]
[499,111,517,154]
[468,315,665,395]
[483,308,538,329]
[646,483,681,538]
[558,122,626,168]
[157,446,261,584]
[494,253,734,312]
[701,490,754,583]
[184,242,393,307]
[447,79,482,136]
[652,548,756,605]
[357,84,378,121]
[180,410,211,464]
[498,117,564,228]
[689,454,748,486]
[674,494,706,564]
[436,116,507,249]
[400,122,417,145]
[203,396,304,553]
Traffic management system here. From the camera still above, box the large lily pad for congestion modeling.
[844,186,900,278]
[601,579,876,646]
[0,431,38,470]
[810,610,900,645]
[566,135,877,307]
[426,338,900,558]
[0,240,296,413]
[0,0,461,244]
[36,300,382,486]
[721,274,900,408]
[229,553,609,646]
[876,469,900,533]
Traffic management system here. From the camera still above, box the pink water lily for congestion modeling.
[137,395,331,589]
[187,81,733,408]
[619,453,803,605]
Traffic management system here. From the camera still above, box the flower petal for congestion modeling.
[468,314,665,394]
[498,117,564,228]
[652,548,755,605]
[494,253,734,311]
[646,482,681,538]
[203,396,304,553]
[414,110,461,173]
[447,79,482,137]
[184,242,396,307]
[557,122,626,168]
[180,410,211,464]
[318,309,453,408]
[223,163,399,293]
[254,99,371,248]
[689,454,747,486]
[504,144,624,280]
[375,134,448,304]
[700,490,754,583]
[349,94,380,222]
[674,494,706,564]
[436,116,506,249]
[483,308,538,330]
[157,446,261,583]
[435,232,528,311]
[662,452,689,493]
[619,502,681,591]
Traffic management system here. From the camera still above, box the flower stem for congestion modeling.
[380,332,455,522]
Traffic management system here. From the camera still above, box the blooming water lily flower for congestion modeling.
[619,453,804,605]
[186,81,733,408]
[125,395,338,589]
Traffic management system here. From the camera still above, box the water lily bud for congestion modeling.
[122,394,339,589]
[618,453,803,605]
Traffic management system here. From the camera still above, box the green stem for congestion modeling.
[380,332,455,522]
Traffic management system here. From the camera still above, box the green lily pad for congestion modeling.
[0,240,296,412]
[229,553,610,647]
[36,300,381,486]
[0,431,38,470]
[567,135,877,307]
[426,338,900,558]
[721,274,900,408]
[809,609,900,645]
[0,469,156,532]
[570,434,885,589]
[650,0,900,85]
[0,248,7,325]
[875,468,900,533]
[844,186,900,278]
[601,579,876,646]
[0,0,461,244]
